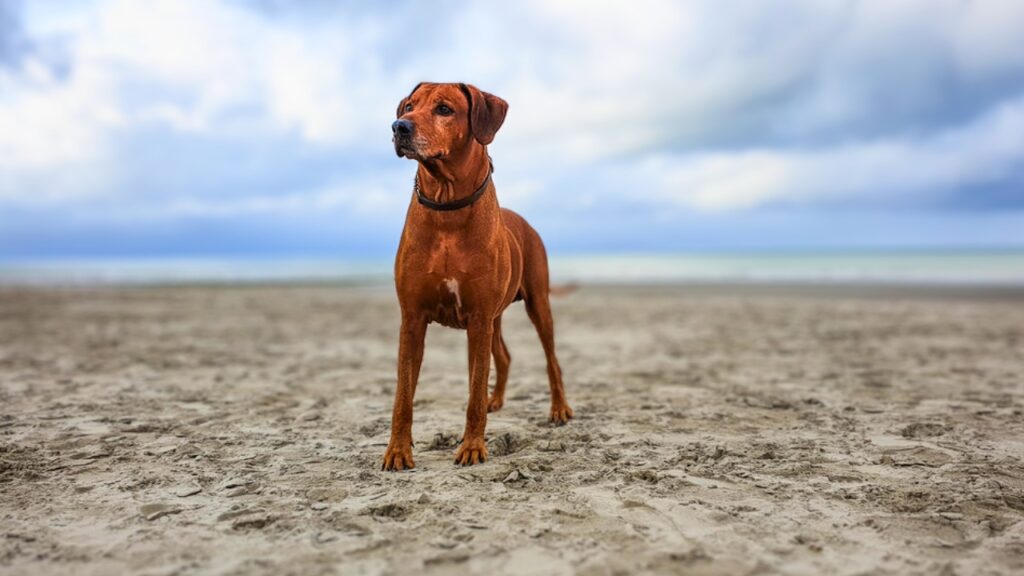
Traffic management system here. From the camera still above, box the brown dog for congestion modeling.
[383,82,573,470]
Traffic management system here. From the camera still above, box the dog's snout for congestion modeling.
[392,119,413,137]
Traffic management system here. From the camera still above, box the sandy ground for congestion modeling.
[1,284,1023,576]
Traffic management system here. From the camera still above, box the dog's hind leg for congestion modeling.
[524,293,573,425]
[488,314,510,413]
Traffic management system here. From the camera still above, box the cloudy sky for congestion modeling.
[2,0,1024,259]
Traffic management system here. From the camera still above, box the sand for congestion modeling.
[1,284,1023,575]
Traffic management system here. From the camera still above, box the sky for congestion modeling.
[2,0,1024,259]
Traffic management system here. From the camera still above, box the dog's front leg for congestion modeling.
[382,313,427,471]
[455,316,493,465]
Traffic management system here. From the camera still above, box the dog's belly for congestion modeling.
[502,225,524,307]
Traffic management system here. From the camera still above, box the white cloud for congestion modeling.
[0,53,122,202]
[644,96,1024,211]
[1,0,1023,219]
[70,171,409,223]
[1,0,390,191]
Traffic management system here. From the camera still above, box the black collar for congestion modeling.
[415,167,493,211]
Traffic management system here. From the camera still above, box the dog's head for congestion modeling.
[392,82,508,162]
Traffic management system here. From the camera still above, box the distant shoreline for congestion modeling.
[3,281,1024,303]
[2,251,1023,287]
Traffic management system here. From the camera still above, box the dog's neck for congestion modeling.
[415,144,492,205]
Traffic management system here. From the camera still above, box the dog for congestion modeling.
[383,82,573,470]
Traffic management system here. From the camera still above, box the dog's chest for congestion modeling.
[399,227,507,329]
[421,236,472,328]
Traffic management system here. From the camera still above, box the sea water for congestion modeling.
[2,251,1023,286]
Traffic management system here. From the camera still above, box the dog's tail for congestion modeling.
[549,282,579,297]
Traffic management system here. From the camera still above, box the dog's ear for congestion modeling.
[396,82,424,117]
[459,83,508,145]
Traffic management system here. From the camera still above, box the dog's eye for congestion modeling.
[404,103,413,113]
[435,104,454,116]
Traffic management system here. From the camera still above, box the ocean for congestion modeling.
[2,251,1023,286]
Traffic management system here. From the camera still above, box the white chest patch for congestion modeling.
[443,278,462,308]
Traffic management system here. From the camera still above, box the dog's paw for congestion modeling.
[453,437,488,466]
[487,395,504,413]
[382,442,415,471]
[549,404,574,426]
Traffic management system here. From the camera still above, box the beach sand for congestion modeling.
[1,284,1023,575]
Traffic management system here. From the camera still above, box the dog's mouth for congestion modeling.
[394,140,444,161]
[393,139,416,159]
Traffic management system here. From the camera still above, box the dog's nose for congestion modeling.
[392,119,413,136]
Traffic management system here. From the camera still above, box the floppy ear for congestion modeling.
[396,82,424,117]
[459,83,508,145]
